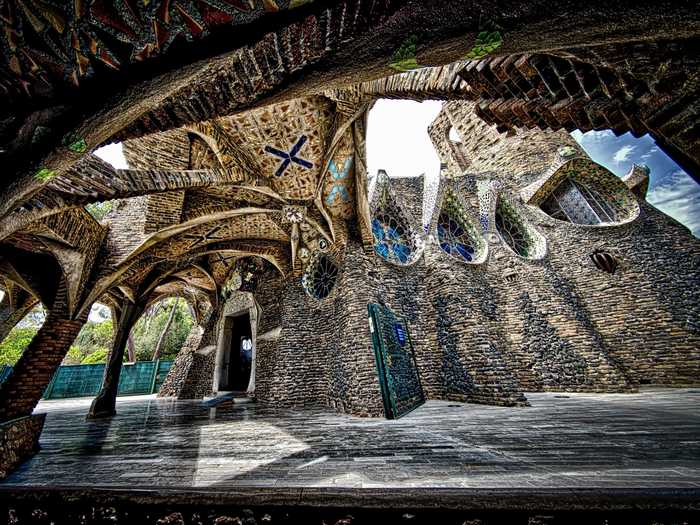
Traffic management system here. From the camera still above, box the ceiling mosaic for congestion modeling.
[322,128,356,219]
[0,0,311,100]
[220,97,334,200]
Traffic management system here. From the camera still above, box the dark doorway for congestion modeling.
[219,312,253,392]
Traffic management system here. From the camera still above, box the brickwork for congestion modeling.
[0,285,87,422]
[455,45,700,181]
[429,103,700,392]
[191,102,700,415]
[143,192,185,234]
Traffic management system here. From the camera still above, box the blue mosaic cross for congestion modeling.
[325,157,353,205]
[265,135,314,177]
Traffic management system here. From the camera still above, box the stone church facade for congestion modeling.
[157,100,700,416]
[0,0,698,475]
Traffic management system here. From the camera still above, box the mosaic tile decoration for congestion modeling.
[264,135,314,177]
[476,179,498,233]
[435,188,487,264]
[322,127,356,219]
[523,158,640,227]
[495,196,547,260]
[369,171,424,266]
[0,0,307,98]
[422,175,441,231]
[221,97,334,200]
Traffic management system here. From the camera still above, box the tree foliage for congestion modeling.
[73,319,113,358]
[0,298,194,366]
[81,349,109,364]
[0,327,37,365]
[131,298,194,361]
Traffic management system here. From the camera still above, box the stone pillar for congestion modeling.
[87,302,144,419]
[0,285,86,422]
[0,288,39,344]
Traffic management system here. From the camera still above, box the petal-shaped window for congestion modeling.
[372,214,413,264]
[541,179,622,224]
[438,211,476,261]
[533,159,639,226]
[495,199,545,259]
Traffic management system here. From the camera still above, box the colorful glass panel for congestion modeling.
[437,211,476,262]
[495,202,530,257]
[372,214,413,264]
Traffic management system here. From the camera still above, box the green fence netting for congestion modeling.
[0,365,12,385]
[0,360,172,399]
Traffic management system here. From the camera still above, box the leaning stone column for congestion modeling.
[87,301,144,419]
[0,288,39,344]
[0,285,86,422]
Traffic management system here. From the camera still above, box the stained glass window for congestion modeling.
[541,178,622,225]
[303,255,338,299]
[437,211,476,262]
[372,214,413,264]
[495,202,530,257]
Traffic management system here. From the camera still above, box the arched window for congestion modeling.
[495,200,531,258]
[302,255,339,299]
[437,211,476,261]
[372,213,413,264]
[540,178,627,225]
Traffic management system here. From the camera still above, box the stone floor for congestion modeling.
[3,388,700,489]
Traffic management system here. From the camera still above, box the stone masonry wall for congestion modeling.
[157,326,203,398]
[143,191,185,234]
[0,414,45,480]
[431,102,700,390]
[160,102,700,418]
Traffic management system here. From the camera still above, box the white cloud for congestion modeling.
[640,146,659,160]
[648,172,700,237]
[612,145,636,164]
[575,129,615,146]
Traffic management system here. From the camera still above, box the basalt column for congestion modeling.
[0,283,86,422]
[87,301,144,419]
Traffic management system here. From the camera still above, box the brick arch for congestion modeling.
[457,40,700,182]
[3,1,697,221]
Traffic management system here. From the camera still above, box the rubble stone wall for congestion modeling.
[0,414,45,480]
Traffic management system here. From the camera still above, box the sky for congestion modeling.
[365,99,700,238]
[96,99,700,239]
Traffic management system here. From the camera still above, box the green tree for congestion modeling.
[130,298,194,361]
[63,346,84,365]
[0,327,37,365]
[69,318,114,364]
[74,319,113,352]
[81,348,109,364]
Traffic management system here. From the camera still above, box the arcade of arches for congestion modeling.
[0,0,699,488]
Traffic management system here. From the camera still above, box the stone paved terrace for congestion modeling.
[3,388,700,490]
